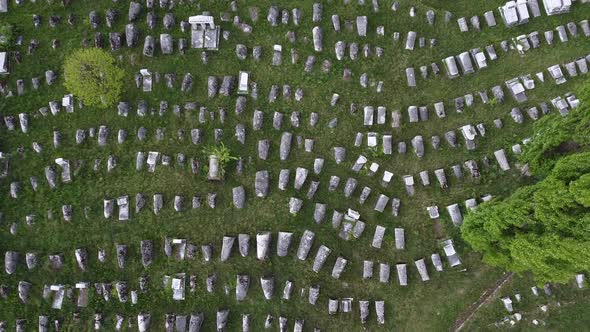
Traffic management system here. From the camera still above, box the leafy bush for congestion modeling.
[202,143,237,177]
[63,48,125,108]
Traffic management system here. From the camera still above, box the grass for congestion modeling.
[0,0,589,330]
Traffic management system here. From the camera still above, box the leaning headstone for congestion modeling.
[379,263,390,283]
[312,26,323,52]
[331,257,347,279]
[236,275,249,301]
[297,230,315,260]
[160,34,173,54]
[375,301,385,325]
[232,186,246,209]
[357,16,367,36]
[128,2,141,21]
[216,310,229,332]
[313,3,322,22]
[312,245,331,272]
[220,236,235,262]
[256,232,271,261]
[260,276,275,299]
[277,232,293,257]
[313,203,326,223]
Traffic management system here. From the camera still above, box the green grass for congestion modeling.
[462,273,590,331]
[0,0,589,330]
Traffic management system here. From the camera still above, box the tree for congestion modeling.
[63,48,125,108]
[461,152,590,284]
[519,85,590,177]
[463,80,590,284]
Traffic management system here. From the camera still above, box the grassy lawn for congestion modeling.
[0,0,589,330]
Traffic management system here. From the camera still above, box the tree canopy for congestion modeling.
[519,86,590,177]
[63,48,124,108]
[462,152,590,284]
[462,80,590,285]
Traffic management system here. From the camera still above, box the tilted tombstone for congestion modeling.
[359,186,371,204]
[243,314,251,332]
[304,55,316,72]
[294,167,309,190]
[220,236,235,262]
[297,230,315,260]
[236,275,250,301]
[219,76,234,96]
[405,67,416,87]
[256,232,271,261]
[153,194,163,215]
[312,26,323,52]
[360,260,374,280]
[372,225,386,248]
[391,198,401,216]
[343,178,358,198]
[328,175,340,192]
[277,232,293,257]
[376,301,385,325]
[444,130,457,148]
[258,139,270,160]
[128,2,141,21]
[494,149,511,170]
[282,280,294,300]
[267,6,279,26]
[278,169,290,190]
[140,240,153,267]
[163,13,175,30]
[411,136,424,158]
[415,258,430,281]
[356,16,367,36]
[143,36,155,56]
[279,132,293,161]
[446,204,463,226]
[216,310,229,331]
[307,181,320,200]
[109,32,122,51]
[25,252,37,270]
[160,34,173,54]
[4,251,18,274]
[18,281,32,304]
[379,263,390,283]
[332,257,347,279]
[314,203,326,223]
[260,276,275,299]
[312,245,331,272]
[313,2,322,22]
[116,244,127,269]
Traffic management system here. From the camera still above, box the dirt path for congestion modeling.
[450,272,515,332]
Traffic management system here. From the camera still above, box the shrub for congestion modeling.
[63,48,125,108]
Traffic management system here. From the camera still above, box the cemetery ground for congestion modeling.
[0,0,589,331]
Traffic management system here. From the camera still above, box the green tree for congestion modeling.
[63,48,125,108]
[462,152,590,284]
[464,81,590,284]
[519,85,590,177]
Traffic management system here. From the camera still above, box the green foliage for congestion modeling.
[63,48,124,108]
[520,82,590,177]
[462,152,590,285]
[571,174,590,207]
[0,24,13,48]
[202,143,237,177]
